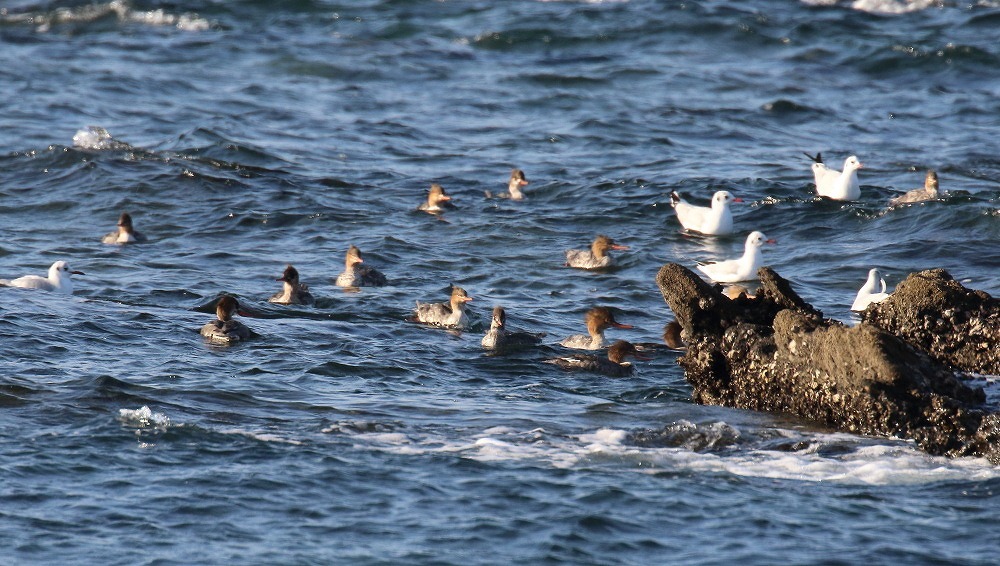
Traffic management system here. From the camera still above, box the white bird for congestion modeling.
[669,190,741,235]
[0,261,84,294]
[696,231,775,283]
[805,153,863,201]
[851,268,891,311]
[889,170,939,206]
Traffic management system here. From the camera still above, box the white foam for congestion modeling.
[217,428,303,445]
[118,405,170,430]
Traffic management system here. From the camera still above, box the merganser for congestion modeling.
[335,245,388,287]
[485,169,529,200]
[102,212,147,244]
[269,264,315,305]
[0,261,84,294]
[805,153,863,201]
[851,268,891,311]
[560,306,633,350]
[546,340,649,377]
[890,170,939,205]
[481,306,544,351]
[565,235,628,270]
[663,320,686,350]
[414,286,473,329]
[669,190,741,235]
[696,231,775,283]
[418,183,454,213]
[200,295,254,344]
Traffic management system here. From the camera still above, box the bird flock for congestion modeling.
[0,156,943,375]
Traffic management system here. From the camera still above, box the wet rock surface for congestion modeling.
[656,263,1000,463]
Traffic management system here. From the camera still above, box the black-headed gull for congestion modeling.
[805,153,863,201]
[414,286,472,329]
[565,235,628,270]
[485,168,530,200]
[696,231,775,283]
[269,265,315,305]
[102,212,148,244]
[669,190,741,235]
[560,306,633,350]
[201,295,254,344]
[851,268,891,311]
[0,261,84,294]
[481,306,544,351]
[545,340,649,377]
[335,245,388,287]
[889,170,938,206]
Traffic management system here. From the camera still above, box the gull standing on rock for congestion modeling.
[696,231,775,283]
[0,261,84,294]
[669,190,741,235]
[890,170,939,206]
[805,153,863,201]
[851,268,891,312]
[565,235,628,270]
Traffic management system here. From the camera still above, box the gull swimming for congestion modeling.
[805,153,863,201]
[669,190,741,235]
[0,261,84,294]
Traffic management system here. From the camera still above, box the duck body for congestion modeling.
[890,170,939,205]
[696,231,774,283]
[851,268,890,311]
[565,235,628,270]
[485,169,529,200]
[415,286,472,329]
[201,295,254,344]
[102,212,147,244]
[546,340,646,377]
[481,306,543,351]
[269,265,315,305]
[335,245,388,287]
[669,190,739,235]
[559,306,632,350]
[808,154,863,201]
[0,261,84,294]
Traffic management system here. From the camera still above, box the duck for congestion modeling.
[102,212,147,244]
[662,320,686,350]
[546,340,648,377]
[851,268,891,311]
[481,306,544,351]
[805,153,863,201]
[696,231,775,283]
[418,183,454,213]
[0,261,84,294]
[889,170,939,206]
[485,168,530,200]
[565,235,628,270]
[414,286,473,329]
[560,306,633,350]
[669,190,741,235]
[269,264,315,305]
[200,295,254,344]
[335,245,388,287]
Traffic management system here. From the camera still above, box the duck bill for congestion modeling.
[612,322,633,329]
[610,244,629,251]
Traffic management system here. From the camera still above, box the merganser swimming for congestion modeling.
[565,235,628,270]
[418,183,454,213]
[560,306,633,350]
[805,153,863,201]
[696,231,775,283]
[851,268,891,312]
[102,212,147,244]
[414,286,473,329]
[662,320,686,350]
[485,169,529,200]
[269,264,315,305]
[890,170,939,206]
[669,190,741,235]
[335,245,388,287]
[546,340,649,377]
[200,295,254,344]
[0,261,84,294]
[481,306,544,351]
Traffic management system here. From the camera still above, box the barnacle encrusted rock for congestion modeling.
[656,263,1000,463]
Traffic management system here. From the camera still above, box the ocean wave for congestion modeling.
[1,0,213,33]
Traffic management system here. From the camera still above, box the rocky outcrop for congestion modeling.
[863,269,1000,375]
[656,263,1000,462]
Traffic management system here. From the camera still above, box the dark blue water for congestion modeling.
[1,1,999,564]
